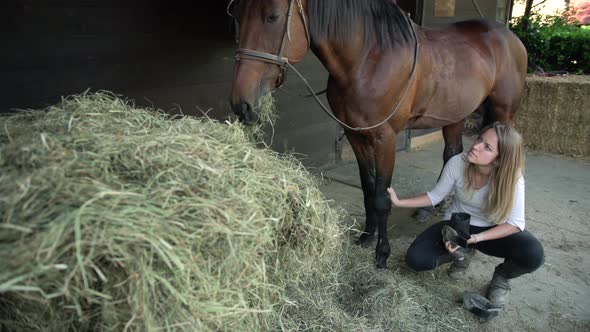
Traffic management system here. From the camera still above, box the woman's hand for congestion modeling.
[385,190,432,209]
[444,241,460,253]
[446,235,479,253]
[387,187,400,206]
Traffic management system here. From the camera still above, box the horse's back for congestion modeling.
[409,19,527,128]
[446,19,527,71]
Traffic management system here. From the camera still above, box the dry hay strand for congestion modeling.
[515,75,590,158]
[242,93,278,147]
[0,92,478,331]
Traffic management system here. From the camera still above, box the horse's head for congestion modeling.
[229,0,310,125]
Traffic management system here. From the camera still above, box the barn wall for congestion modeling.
[0,2,231,113]
[421,0,511,27]
[397,0,424,23]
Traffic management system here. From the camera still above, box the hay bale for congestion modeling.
[0,92,477,331]
[515,75,590,157]
[0,92,343,331]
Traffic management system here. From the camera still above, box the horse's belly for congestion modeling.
[407,85,487,129]
[407,101,479,129]
[407,116,462,129]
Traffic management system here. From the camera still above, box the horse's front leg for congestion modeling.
[373,134,396,269]
[347,134,377,248]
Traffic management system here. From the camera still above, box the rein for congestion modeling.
[232,0,420,132]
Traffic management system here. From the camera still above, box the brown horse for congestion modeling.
[229,0,527,268]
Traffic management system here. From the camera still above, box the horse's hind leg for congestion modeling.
[484,74,525,127]
[487,32,527,127]
[413,120,465,222]
[441,119,466,164]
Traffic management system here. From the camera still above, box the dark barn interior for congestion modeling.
[1,1,234,116]
[0,0,340,166]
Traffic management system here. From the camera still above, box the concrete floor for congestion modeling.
[318,135,590,331]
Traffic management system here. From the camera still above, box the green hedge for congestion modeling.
[510,16,590,74]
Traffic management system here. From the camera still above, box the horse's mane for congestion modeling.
[307,0,413,49]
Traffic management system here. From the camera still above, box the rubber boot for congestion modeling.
[487,261,528,307]
[448,248,476,280]
[442,212,471,248]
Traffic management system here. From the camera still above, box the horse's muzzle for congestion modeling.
[231,102,259,126]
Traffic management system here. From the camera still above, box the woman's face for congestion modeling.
[467,128,499,166]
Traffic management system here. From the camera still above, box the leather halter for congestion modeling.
[234,0,311,89]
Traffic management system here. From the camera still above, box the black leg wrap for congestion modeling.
[375,238,390,269]
[374,179,392,269]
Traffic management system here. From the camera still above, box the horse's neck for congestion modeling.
[311,40,413,87]
[311,43,360,83]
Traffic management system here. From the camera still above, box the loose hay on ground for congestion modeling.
[0,92,476,331]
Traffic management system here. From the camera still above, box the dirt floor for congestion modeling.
[318,135,590,331]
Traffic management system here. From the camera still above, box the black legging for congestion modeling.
[406,221,545,274]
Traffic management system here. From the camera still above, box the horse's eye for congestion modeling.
[266,14,279,23]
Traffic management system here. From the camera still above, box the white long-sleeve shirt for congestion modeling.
[426,154,525,230]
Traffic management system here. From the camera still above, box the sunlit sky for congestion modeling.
[511,0,590,24]
[512,0,567,17]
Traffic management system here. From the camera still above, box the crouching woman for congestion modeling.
[387,122,544,307]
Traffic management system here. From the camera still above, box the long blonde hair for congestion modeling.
[464,122,525,224]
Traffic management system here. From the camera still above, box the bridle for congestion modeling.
[232,0,311,89]
[230,0,420,132]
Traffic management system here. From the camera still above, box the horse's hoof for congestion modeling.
[356,232,375,248]
[375,256,387,269]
